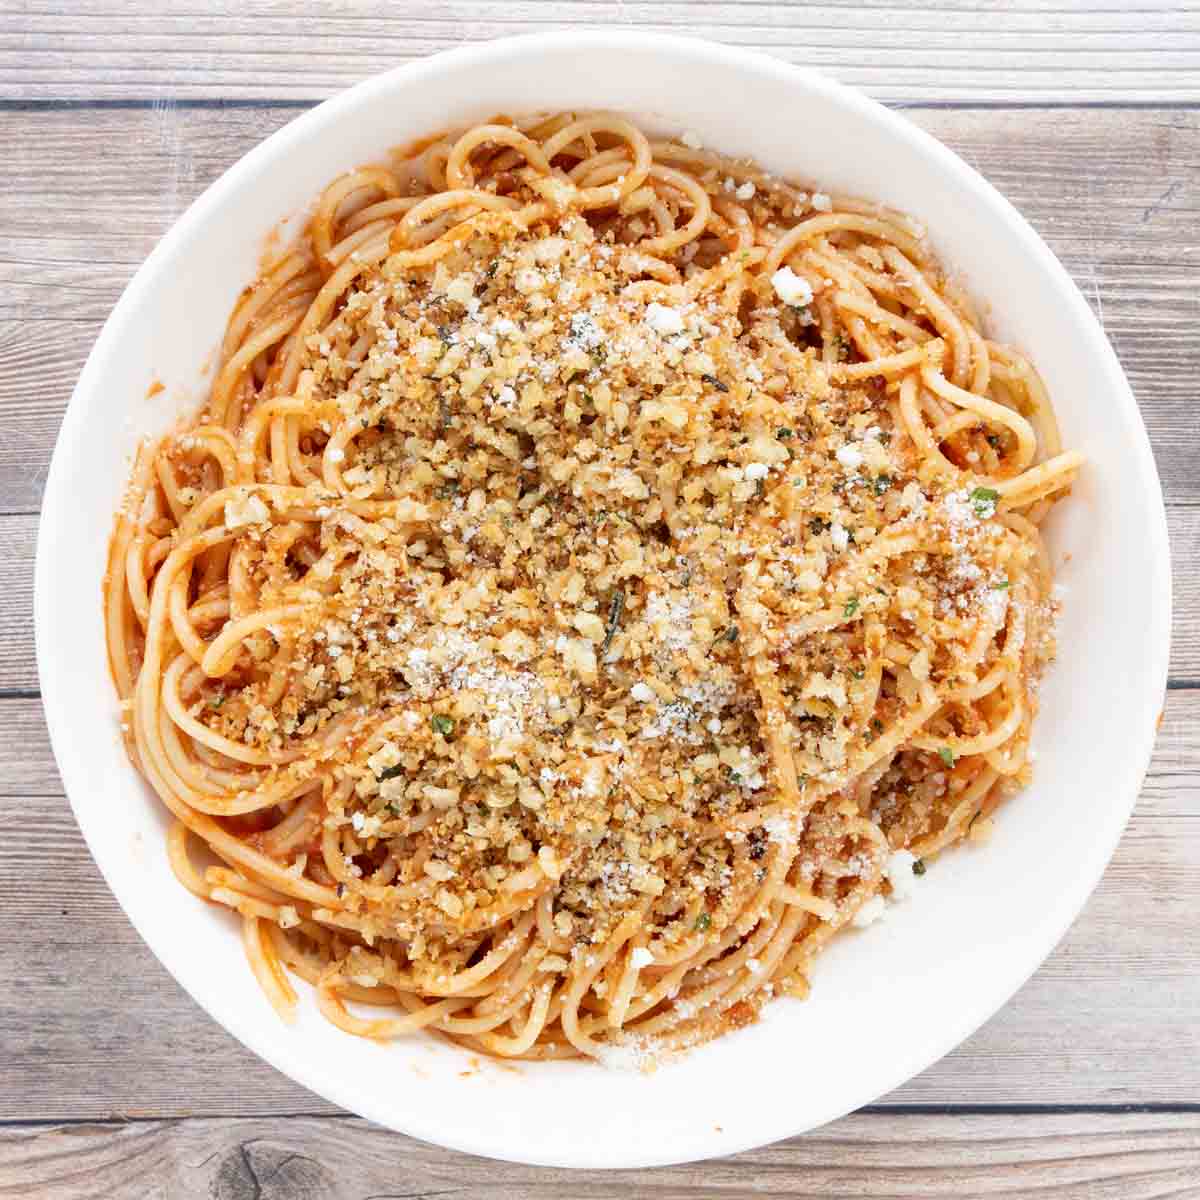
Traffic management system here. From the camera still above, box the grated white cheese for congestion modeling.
[835,444,864,470]
[886,849,919,901]
[224,493,270,529]
[645,302,685,336]
[770,266,814,308]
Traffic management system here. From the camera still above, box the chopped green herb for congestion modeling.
[969,485,1000,517]
[600,589,625,658]
[912,858,927,876]
[376,764,405,782]
[872,475,892,496]
[209,694,225,710]
[993,578,1011,590]
[808,517,829,536]
[436,480,459,500]
[851,668,866,680]
[589,343,607,366]
[701,373,730,394]
[843,596,860,619]
[871,718,884,735]
[710,625,739,654]
[695,912,712,932]
[986,432,1002,450]
[776,428,794,441]
[938,747,956,768]
[430,714,455,738]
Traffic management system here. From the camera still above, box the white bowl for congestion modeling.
[36,31,1170,1169]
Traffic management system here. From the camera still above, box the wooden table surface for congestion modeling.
[2,3,1198,1196]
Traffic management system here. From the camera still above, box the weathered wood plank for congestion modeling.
[2,0,1199,103]
[0,514,35,691]
[1,687,1196,1120]
[2,105,1196,515]
[1,1111,1198,1199]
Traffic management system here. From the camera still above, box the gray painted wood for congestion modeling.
[2,1,1199,104]
[2,4,1198,1186]
[1,1112,1198,1199]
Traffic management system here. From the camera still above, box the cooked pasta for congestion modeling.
[106,112,1081,1065]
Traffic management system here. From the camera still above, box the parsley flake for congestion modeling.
[970,486,1000,517]
[938,747,956,768]
[601,589,625,658]
[710,625,739,654]
[430,714,455,738]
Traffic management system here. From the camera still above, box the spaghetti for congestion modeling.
[106,112,1082,1064]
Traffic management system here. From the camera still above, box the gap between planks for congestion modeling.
[3,0,1200,104]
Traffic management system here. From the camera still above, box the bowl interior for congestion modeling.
[36,33,1169,1169]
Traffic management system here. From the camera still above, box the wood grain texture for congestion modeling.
[1,686,1196,1120]
[2,9,1198,1179]
[2,0,1200,103]
[2,1112,1199,1199]
[2,105,1197,516]
[0,514,35,692]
